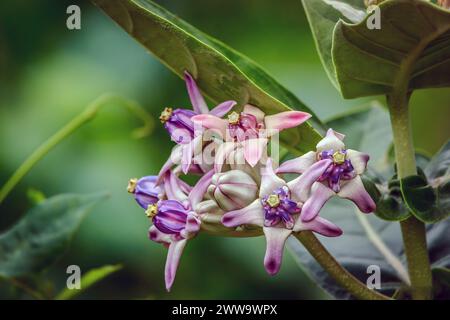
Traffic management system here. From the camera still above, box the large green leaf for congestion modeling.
[303,0,450,98]
[91,0,324,154]
[0,193,108,278]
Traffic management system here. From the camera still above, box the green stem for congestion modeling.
[387,92,433,300]
[0,93,153,205]
[295,232,391,300]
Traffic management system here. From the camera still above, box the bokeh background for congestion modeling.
[0,0,449,299]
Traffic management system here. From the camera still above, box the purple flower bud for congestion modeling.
[151,200,190,236]
[128,176,162,209]
[160,107,197,144]
[208,170,258,211]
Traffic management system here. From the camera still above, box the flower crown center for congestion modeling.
[332,151,346,164]
[266,194,280,208]
[159,107,173,123]
[227,111,240,125]
[127,178,138,193]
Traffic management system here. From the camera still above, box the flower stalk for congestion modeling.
[387,91,433,300]
[294,232,390,300]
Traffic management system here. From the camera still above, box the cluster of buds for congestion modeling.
[128,72,376,291]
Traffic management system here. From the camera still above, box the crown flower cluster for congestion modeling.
[127,72,376,291]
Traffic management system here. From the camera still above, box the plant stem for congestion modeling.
[294,232,391,300]
[387,92,433,300]
[0,93,153,205]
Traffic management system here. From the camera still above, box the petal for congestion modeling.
[180,212,201,238]
[165,239,187,291]
[346,149,370,175]
[263,227,292,276]
[191,114,228,138]
[338,176,376,213]
[221,200,264,227]
[243,104,265,123]
[300,182,335,222]
[209,100,237,117]
[329,128,345,141]
[242,138,268,167]
[288,159,332,203]
[180,135,203,174]
[214,141,236,172]
[316,128,345,152]
[294,216,343,237]
[148,225,171,244]
[189,170,214,208]
[260,158,286,197]
[276,151,317,174]
[164,171,189,204]
[184,71,209,114]
[264,111,311,133]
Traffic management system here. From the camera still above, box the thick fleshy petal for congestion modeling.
[209,100,237,117]
[191,114,228,138]
[288,159,332,203]
[276,151,317,174]
[242,138,268,167]
[157,145,183,185]
[165,239,187,291]
[148,225,171,245]
[221,200,264,227]
[243,104,265,123]
[180,135,203,174]
[264,111,311,133]
[338,176,376,213]
[316,128,345,152]
[184,71,209,114]
[300,182,335,222]
[260,158,286,197]
[263,227,292,276]
[180,212,201,238]
[346,149,369,175]
[294,216,343,237]
[214,141,236,172]
[164,171,189,205]
[189,170,214,208]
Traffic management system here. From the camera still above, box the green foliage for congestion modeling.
[0,193,108,278]
[55,264,122,300]
[303,0,450,98]
[91,0,325,154]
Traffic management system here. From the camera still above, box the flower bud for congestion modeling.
[128,176,162,209]
[208,170,258,211]
[160,108,197,144]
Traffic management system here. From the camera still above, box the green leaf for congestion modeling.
[303,0,450,98]
[91,0,324,154]
[55,264,122,300]
[400,140,450,223]
[0,193,108,278]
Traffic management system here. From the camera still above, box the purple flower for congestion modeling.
[127,176,163,209]
[192,104,312,169]
[157,71,237,180]
[148,169,214,291]
[222,159,342,276]
[277,128,375,222]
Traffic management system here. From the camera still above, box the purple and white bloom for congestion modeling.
[157,71,237,180]
[127,176,164,209]
[192,104,312,170]
[277,128,376,222]
[221,159,342,276]
[147,169,214,291]
[208,170,258,211]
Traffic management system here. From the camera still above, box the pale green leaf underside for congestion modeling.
[92,0,324,154]
[304,0,450,98]
[0,193,108,278]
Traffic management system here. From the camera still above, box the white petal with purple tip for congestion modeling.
[263,227,292,276]
[221,200,264,228]
[165,239,187,291]
[338,176,376,213]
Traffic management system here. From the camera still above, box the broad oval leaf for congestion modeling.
[0,193,108,278]
[92,0,325,154]
[303,0,450,98]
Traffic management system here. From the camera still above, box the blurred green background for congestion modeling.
[0,0,449,299]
